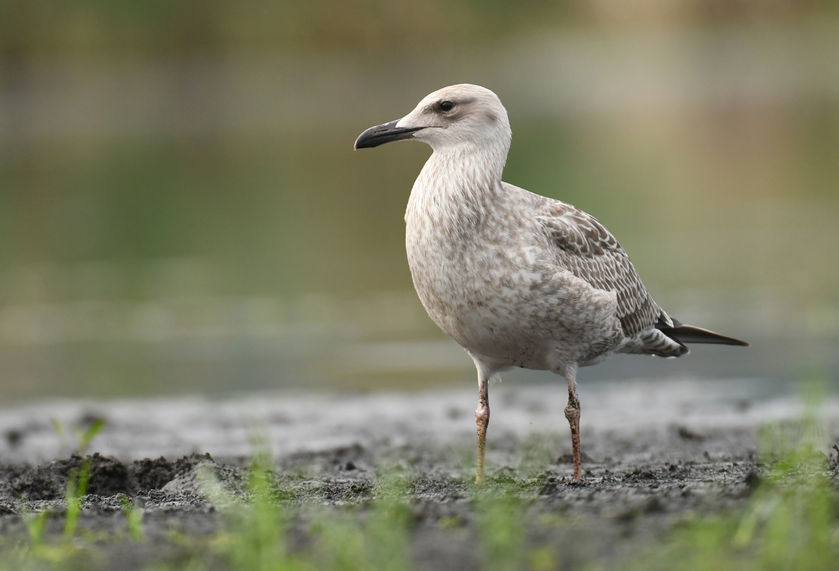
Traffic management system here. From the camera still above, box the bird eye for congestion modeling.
[438,100,455,112]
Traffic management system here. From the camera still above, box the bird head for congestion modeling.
[354,84,511,154]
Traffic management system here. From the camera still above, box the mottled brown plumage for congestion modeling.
[355,84,747,483]
[537,201,667,339]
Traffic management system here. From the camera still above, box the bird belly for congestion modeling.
[406,241,622,371]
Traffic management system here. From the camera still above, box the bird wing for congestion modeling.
[536,201,667,337]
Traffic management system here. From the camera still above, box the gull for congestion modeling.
[354,84,747,483]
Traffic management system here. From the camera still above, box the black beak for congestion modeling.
[354,120,423,149]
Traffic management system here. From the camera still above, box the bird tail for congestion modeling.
[658,320,749,347]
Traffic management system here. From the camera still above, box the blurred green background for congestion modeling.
[1,1,837,402]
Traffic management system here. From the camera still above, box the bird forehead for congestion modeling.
[418,84,499,108]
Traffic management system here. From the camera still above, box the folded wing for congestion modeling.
[536,201,669,338]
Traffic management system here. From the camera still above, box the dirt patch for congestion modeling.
[0,381,837,569]
[0,433,820,570]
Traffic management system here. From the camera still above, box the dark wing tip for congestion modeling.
[659,323,749,347]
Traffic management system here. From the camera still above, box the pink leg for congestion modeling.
[564,374,582,482]
[475,377,490,484]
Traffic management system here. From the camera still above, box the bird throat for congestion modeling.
[405,145,506,236]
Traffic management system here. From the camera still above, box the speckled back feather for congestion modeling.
[535,200,671,338]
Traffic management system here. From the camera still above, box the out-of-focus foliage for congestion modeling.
[1,1,832,57]
[0,1,570,57]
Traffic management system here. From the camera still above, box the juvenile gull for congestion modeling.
[354,84,747,483]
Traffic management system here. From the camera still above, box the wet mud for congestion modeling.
[1,380,837,569]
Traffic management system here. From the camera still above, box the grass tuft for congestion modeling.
[195,451,303,571]
[475,484,527,571]
[309,468,413,571]
[63,458,91,539]
[633,387,838,571]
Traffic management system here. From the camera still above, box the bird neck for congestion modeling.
[406,142,508,228]
[432,138,509,182]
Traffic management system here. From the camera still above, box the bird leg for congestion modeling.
[564,377,582,482]
[475,377,490,484]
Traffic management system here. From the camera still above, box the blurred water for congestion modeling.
[0,275,835,403]
[1,19,838,402]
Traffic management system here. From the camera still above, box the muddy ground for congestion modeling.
[1,378,837,569]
